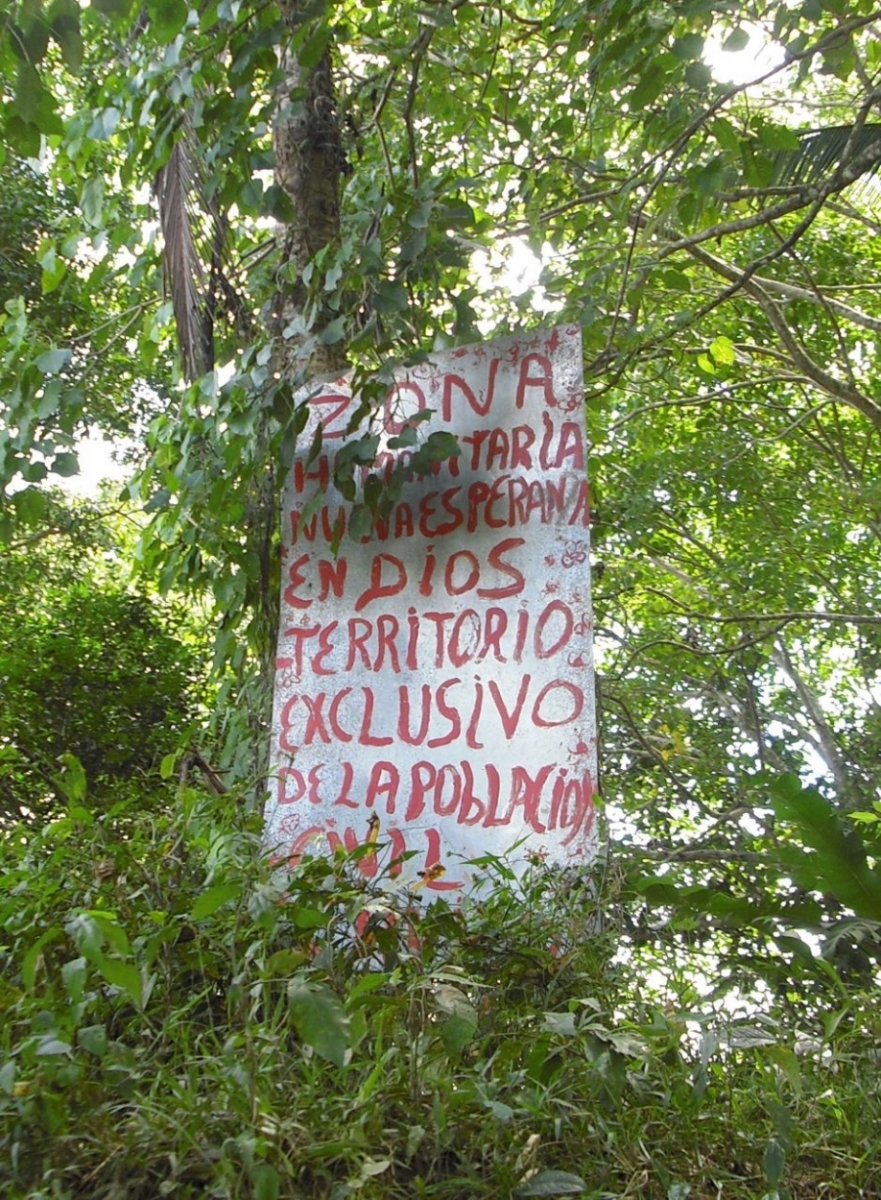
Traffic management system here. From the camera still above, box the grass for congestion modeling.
[2,788,880,1199]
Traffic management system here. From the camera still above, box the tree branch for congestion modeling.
[684,241,881,427]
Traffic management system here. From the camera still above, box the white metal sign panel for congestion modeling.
[266,325,597,893]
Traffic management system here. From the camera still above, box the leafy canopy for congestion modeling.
[1,0,881,1049]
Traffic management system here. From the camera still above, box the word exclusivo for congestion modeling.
[277,673,587,755]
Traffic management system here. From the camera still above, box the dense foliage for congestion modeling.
[2,790,881,1199]
[0,498,203,826]
[2,0,881,1195]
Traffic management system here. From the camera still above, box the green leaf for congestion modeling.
[12,486,46,525]
[287,981,351,1066]
[684,61,712,89]
[0,1061,16,1095]
[630,70,666,110]
[35,348,72,374]
[415,431,456,466]
[95,956,143,1008]
[317,315,346,344]
[10,16,50,64]
[61,956,88,1002]
[57,751,87,801]
[190,881,242,919]
[91,0,135,16]
[759,123,801,152]
[709,336,736,367]
[51,451,80,477]
[22,927,64,990]
[146,0,188,39]
[36,1036,73,1057]
[299,26,330,69]
[293,907,328,929]
[264,948,309,976]
[387,425,418,449]
[67,912,105,959]
[77,1024,108,1059]
[5,115,41,158]
[251,1164,280,1200]
[41,252,67,294]
[81,177,104,228]
[763,1137,786,1187]
[373,280,409,314]
[50,1,84,72]
[672,33,703,60]
[722,26,750,52]
[771,775,881,921]
[765,1044,802,1096]
[711,117,740,153]
[440,1008,478,1055]
[515,1170,588,1196]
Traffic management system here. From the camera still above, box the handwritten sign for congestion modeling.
[265,325,597,891]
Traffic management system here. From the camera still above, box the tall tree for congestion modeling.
[2,0,881,979]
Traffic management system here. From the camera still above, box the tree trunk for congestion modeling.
[272,3,347,380]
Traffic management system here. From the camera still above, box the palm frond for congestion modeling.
[772,123,881,187]
[156,130,212,381]
[155,120,253,381]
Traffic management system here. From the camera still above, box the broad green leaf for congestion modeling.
[440,1009,478,1055]
[67,913,105,959]
[630,71,666,110]
[763,1138,786,1187]
[373,281,409,315]
[722,27,750,52]
[35,1037,73,1057]
[61,956,88,1002]
[251,1164,280,1200]
[56,752,87,802]
[146,0,188,39]
[12,487,46,525]
[759,123,801,152]
[264,949,309,976]
[711,117,740,152]
[765,1044,802,1096]
[50,2,84,73]
[95,956,143,1008]
[423,430,460,461]
[22,927,64,990]
[80,177,104,227]
[5,115,41,157]
[709,336,736,366]
[287,981,350,1067]
[684,61,712,89]
[298,27,330,69]
[317,315,346,344]
[771,776,881,921]
[77,1024,108,1059]
[35,348,72,374]
[672,33,704,60]
[51,452,80,477]
[515,1170,588,1196]
[190,881,242,919]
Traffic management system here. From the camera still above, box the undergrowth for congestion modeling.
[1,788,879,1199]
